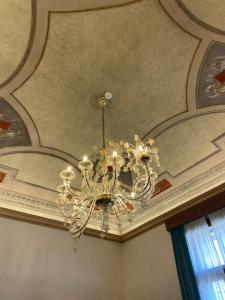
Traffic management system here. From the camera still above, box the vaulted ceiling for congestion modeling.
[0,0,225,239]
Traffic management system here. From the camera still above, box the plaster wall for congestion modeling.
[0,218,181,300]
[123,224,182,300]
[0,217,123,300]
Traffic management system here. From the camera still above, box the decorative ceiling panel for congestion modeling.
[0,153,80,191]
[0,0,31,86]
[157,113,225,176]
[15,0,198,158]
[180,0,225,33]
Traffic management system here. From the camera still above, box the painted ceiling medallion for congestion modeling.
[198,42,225,107]
[0,98,30,147]
[206,56,225,99]
[57,93,160,248]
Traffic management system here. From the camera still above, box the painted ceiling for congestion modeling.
[0,0,225,238]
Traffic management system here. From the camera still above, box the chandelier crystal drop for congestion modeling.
[57,92,160,245]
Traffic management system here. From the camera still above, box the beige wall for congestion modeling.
[122,224,182,300]
[0,218,181,300]
[0,218,123,300]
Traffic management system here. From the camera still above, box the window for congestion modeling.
[184,209,225,300]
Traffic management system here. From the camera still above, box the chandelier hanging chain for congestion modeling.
[57,91,160,248]
[102,106,106,148]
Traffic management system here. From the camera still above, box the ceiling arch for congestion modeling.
[179,0,225,35]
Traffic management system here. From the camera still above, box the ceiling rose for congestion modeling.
[57,92,160,249]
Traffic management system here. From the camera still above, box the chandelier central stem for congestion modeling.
[102,106,106,148]
[98,92,112,149]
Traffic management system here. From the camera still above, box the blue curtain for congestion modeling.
[170,226,201,300]
[185,215,225,300]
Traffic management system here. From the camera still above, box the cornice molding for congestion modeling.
[1,160,225,241]
[121,160,225,234]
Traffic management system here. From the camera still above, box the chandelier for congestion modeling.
[57,92,160,246]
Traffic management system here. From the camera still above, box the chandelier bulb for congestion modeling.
[104,92,112,100]
[112,151,117,157]
[67,166,72,171]
[83,155,88,161]
[131,192,135,198]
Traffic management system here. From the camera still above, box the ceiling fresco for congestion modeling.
[0,98,31,147]
[0,0,225,238]
[198,42,225,107]
[15,0,196,158]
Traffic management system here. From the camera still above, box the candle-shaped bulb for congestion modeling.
[83,155,88,161]
[112,151,117,157]
[139,146,143,152]
[67,166,72,171]
[131,192,135,198]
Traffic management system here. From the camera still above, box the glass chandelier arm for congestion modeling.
[71,201,95,235]
[58,204,66,217]
[73,197,93,218]
[120,165,154,202]
[130,181,153,202]
[59,195,74,206]
[66,184,92,205]
[66,184,82,198]
[116,197,133,221]
[139,161,151,192]
[61,185,91,206]
[59,204,73,219]
[132,162,152,196]
[111,167,117,193]
[140,164,158,196]
[60,192,90,206]
[135,180,152,199]
[112,206,122,222]
[83,170,93,190]
[117,197,130,214]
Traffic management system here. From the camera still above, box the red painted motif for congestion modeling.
[0,172,6,183]
[214,69,225,83]
[0,120,10,130]
[126,202,134,210]
[152,178,172,197]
